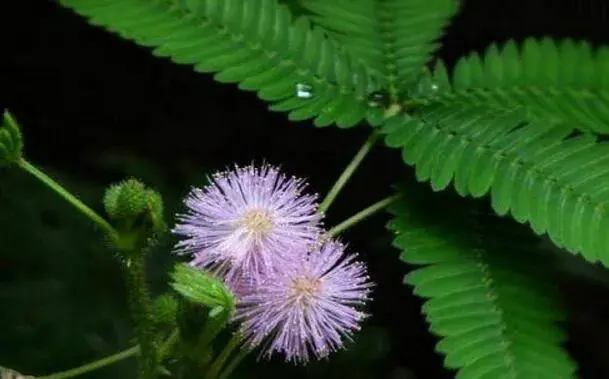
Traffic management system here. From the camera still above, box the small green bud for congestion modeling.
[152,294,179,327]
[104,178,148,220]
[170,264,235,318]
[103,178,166,252]
[103,178,166,229]
[0,111,24,167]
[144,188,166,233]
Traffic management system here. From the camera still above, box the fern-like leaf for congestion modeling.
[388,186,577,378]
[382,103,609,267]
[57,0,386,128]
[415,38,609,134]
[299,0,459,100]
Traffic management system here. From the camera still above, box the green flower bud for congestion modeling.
[103,178,166,252]
[152,294,179,327]
[104,178,148,220]
[0,111,24,167]
[104,178,166,227]
[170,264,235,318]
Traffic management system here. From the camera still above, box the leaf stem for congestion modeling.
[37,346,140,379]
[17,158,119,241]
[205,332,244,379]
[318,131,380,214]
[327,194,402,237]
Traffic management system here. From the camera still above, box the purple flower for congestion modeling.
[233,239,373,363]
[172,164,321,284]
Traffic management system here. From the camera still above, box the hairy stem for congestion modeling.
[124,255,158,379]
[327,194,403,237]
[318,131,380,214]
[17,158,119,241]
[205,333,244,379]
[37,346,140,379]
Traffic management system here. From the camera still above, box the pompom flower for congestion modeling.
[172,164,321,284]
[233,239,373,363]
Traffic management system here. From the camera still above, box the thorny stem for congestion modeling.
[205,332,245,379]
[327,194,403,237]
[17,158,119,242]
[318,130,380,214]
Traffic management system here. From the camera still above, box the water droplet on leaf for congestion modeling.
[296,83,313,99]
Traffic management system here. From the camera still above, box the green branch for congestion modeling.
[36,327,179,379]
[205,333,245,379]
[17,158,119,241]
[37,346,139,379]
[328,194,403,237]
[318,131,380,214]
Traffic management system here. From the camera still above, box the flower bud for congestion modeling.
[170,264,234,318]
[103,178,166,251]
[152,294,179,327]
[104,179,148,220]
[0,111,24,167]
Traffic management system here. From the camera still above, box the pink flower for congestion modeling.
[234,239,373,363]
[172,164,321,285]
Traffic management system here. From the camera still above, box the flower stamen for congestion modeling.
[290,276,322,307]
[241,208,274,238]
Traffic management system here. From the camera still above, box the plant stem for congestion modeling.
[217,348,249,379]
[124,254,158,379]
[38,346,140,379]
[318,131,380,214]
[36,327,179,379]
[205,333,244,379]
[327,194,403,237]
[17,158,119,241]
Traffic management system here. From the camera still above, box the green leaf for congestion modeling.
[382,102,609,267]
[299,0,459,99]
[416,38,609,134]
[387,185,577,378]
[170,264,234,318]
[57,0,383,128]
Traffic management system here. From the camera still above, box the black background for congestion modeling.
[2,0,609,378]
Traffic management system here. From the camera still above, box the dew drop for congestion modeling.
[367,91,390,108]
[296,83,313,99]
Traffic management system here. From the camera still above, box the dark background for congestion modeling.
[2,0,609,378]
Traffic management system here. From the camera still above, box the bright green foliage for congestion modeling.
[0,111,24,167]
[417,38,609,134]
[57,0,387,128]
[170,264,235,319]
[388,187,577,378]
[383,103,609,266]
[299,0,459,100]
